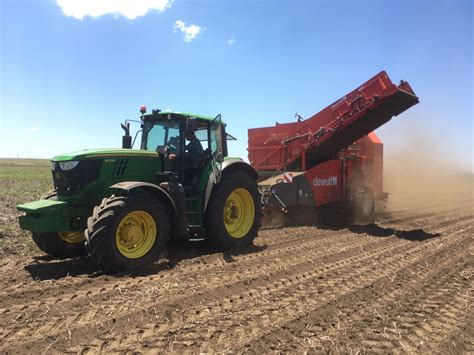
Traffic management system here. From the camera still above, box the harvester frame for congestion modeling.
[249,71,419,225]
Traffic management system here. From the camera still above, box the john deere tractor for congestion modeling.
[17,108,262,272]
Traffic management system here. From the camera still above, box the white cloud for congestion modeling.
[173,20,203,42]
[228,37,235,45]
[30,126,39,133]
[56,0,173,20]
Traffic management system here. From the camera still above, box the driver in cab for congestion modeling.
[168,124,204,169]
[184,127,203,161]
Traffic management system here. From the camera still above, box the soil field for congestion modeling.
[0,159,473,353]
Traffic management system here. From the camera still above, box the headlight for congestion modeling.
[50,161,56,170]
[59,161,79,171]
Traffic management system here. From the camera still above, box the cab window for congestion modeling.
[142,120,181,154]
[194,128,208,150]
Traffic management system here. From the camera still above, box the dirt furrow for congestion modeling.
[0,204,471,353]
[399,263,472,352]
[1,205,466,305]
[12,201,464,313]
[0,200,464,303]
[0,224,346,300]
[30,219,472,353]
[238,230,471,353]
[48,239,413,353]
[0,224,404,344]
[115,225,471,353]
[0,230,395,349]
[0,226,377,315]
[379,205,471,226]
[389,198,473,214]
[0,225,333,302]
[434,313,474,353]
[332,256,472,353]
[382,199,473,218]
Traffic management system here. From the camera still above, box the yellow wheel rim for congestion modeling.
[115,210,157,259]
[58,231,85,244]
[223,188,255,238]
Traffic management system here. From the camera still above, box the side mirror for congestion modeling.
[121,122,132,149]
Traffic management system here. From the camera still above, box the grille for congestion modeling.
[112,158,129,176]
[52,159,103,196]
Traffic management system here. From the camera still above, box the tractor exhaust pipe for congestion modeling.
[121,122,132,149]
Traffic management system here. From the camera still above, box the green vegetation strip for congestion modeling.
[0,159,52,256]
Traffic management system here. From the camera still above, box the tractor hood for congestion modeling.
[52,149,159,162]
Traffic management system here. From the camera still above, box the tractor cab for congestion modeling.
[124,109,228,190]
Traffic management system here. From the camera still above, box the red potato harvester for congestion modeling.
[248,71,419,225]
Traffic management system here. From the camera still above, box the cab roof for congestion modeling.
[141,110,221,123]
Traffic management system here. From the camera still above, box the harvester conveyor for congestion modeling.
[248,71,419,172]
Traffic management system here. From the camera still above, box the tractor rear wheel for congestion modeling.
[205,172,262,250]
[85,195,169,272]
[31,193,87,258]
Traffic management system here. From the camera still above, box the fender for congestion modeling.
[109,181,178,217]
[221,159,258,180]
[203,158,258,210]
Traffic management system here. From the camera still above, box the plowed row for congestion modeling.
[0,201,472,353]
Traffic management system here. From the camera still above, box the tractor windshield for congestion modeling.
[141,120,181,154]
[140,114,227,160]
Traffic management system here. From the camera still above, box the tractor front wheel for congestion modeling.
[85,195,169,272]
[31,193,87,258]
[205,172,262,250]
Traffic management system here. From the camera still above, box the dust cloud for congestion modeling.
[383,134,473,212]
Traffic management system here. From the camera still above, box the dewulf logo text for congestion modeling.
[313,176,338,186]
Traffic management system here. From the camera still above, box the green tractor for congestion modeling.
[17,108,262,272]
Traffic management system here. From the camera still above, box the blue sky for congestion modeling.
[0,0,472,172]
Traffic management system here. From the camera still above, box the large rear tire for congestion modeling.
[85,195,169,272]
[205,172,262,250]
[31,193,87,258]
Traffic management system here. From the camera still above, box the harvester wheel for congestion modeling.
[85,194,169,272]
[205,172,262,250]
[31,193,87,258]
